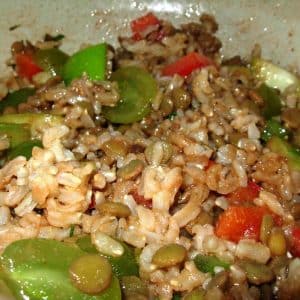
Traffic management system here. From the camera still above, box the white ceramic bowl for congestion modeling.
[0,0,300,77]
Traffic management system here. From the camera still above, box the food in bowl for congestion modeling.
[0,11,299,299]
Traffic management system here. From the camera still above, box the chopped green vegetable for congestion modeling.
[102,66,158,124]
[0,123,30,148]
[267,136,300,171]
[194,254,230,274]
[251,58,300,92]
[76,236,139,278]
[261,119,290,142]
[69,225,75,237]
[0,88,35,112]
[0,113,63,136]
[34,48,69,77]
[7,139,42,160]
[63,43,107,85]
[167,111,177,120]
[257,84,282,119]
[0,239,121,300]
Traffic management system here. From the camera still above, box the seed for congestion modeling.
[260,214,274,244]
[145,141,173,165]
[183,289,205,300]
[152,243,187,268]
[211,133,225,148]
[121,276,149,299]
[228,132,246,146]
[268,227,287,256]
[160,97,174,117]
[102,139,128,159]
[206,271,228,290]
[117,159,144,180]
[239,260,274,285]
[69,254,112,294]
[98,202,131,218]
[269,256,289,276]
[93,231,124,257]
[185,211,213,235]
[172,88,192,110]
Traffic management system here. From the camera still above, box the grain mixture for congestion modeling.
[0,12,300,300]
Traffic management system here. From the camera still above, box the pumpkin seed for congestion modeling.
[239,260,274,285]
[268,227,287,256]
[98,202,131,218]
[145,141,173,165]
[185,211,213,235]
[260,214,274,244]
[69,254,112,294]
[102,139,128,159]
[172,87,192,110]
[152,243,187,268]
[117,159,144,180]
[160,97,174,117]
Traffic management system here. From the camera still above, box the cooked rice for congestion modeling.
[0,11,299,300]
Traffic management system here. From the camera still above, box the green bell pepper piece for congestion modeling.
[63,43,107,85]
[0,113,63,136]
[34,48,69,77]
[257,84,282,119]
[7,139,42,160]
[251,58,300,93]
[76,236,139,278]
[0,88,35,113]
[0,113,62,126]
[0,123,30,148]
[0,238,121,300]
[261,119,290,142]
[102,66,158,124]
[267,136,300,171]
[193,254,230,275]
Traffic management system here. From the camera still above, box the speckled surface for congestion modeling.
[0,0,299,76]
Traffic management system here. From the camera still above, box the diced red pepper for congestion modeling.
[215,206,280,243]
[130,190,152,209]
[162,52,212,77]
[15,53,42,80]
[130,13,160,41]
[291,227,300,257]
[227,181,261,205]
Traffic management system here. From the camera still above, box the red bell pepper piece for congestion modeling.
[227,181,261,205]
[130,190,152,209]
[15,53,42,80]
[162,52,212,77]
[291,227,300,257]
[130,13,160,41]
[215,206,280,243]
